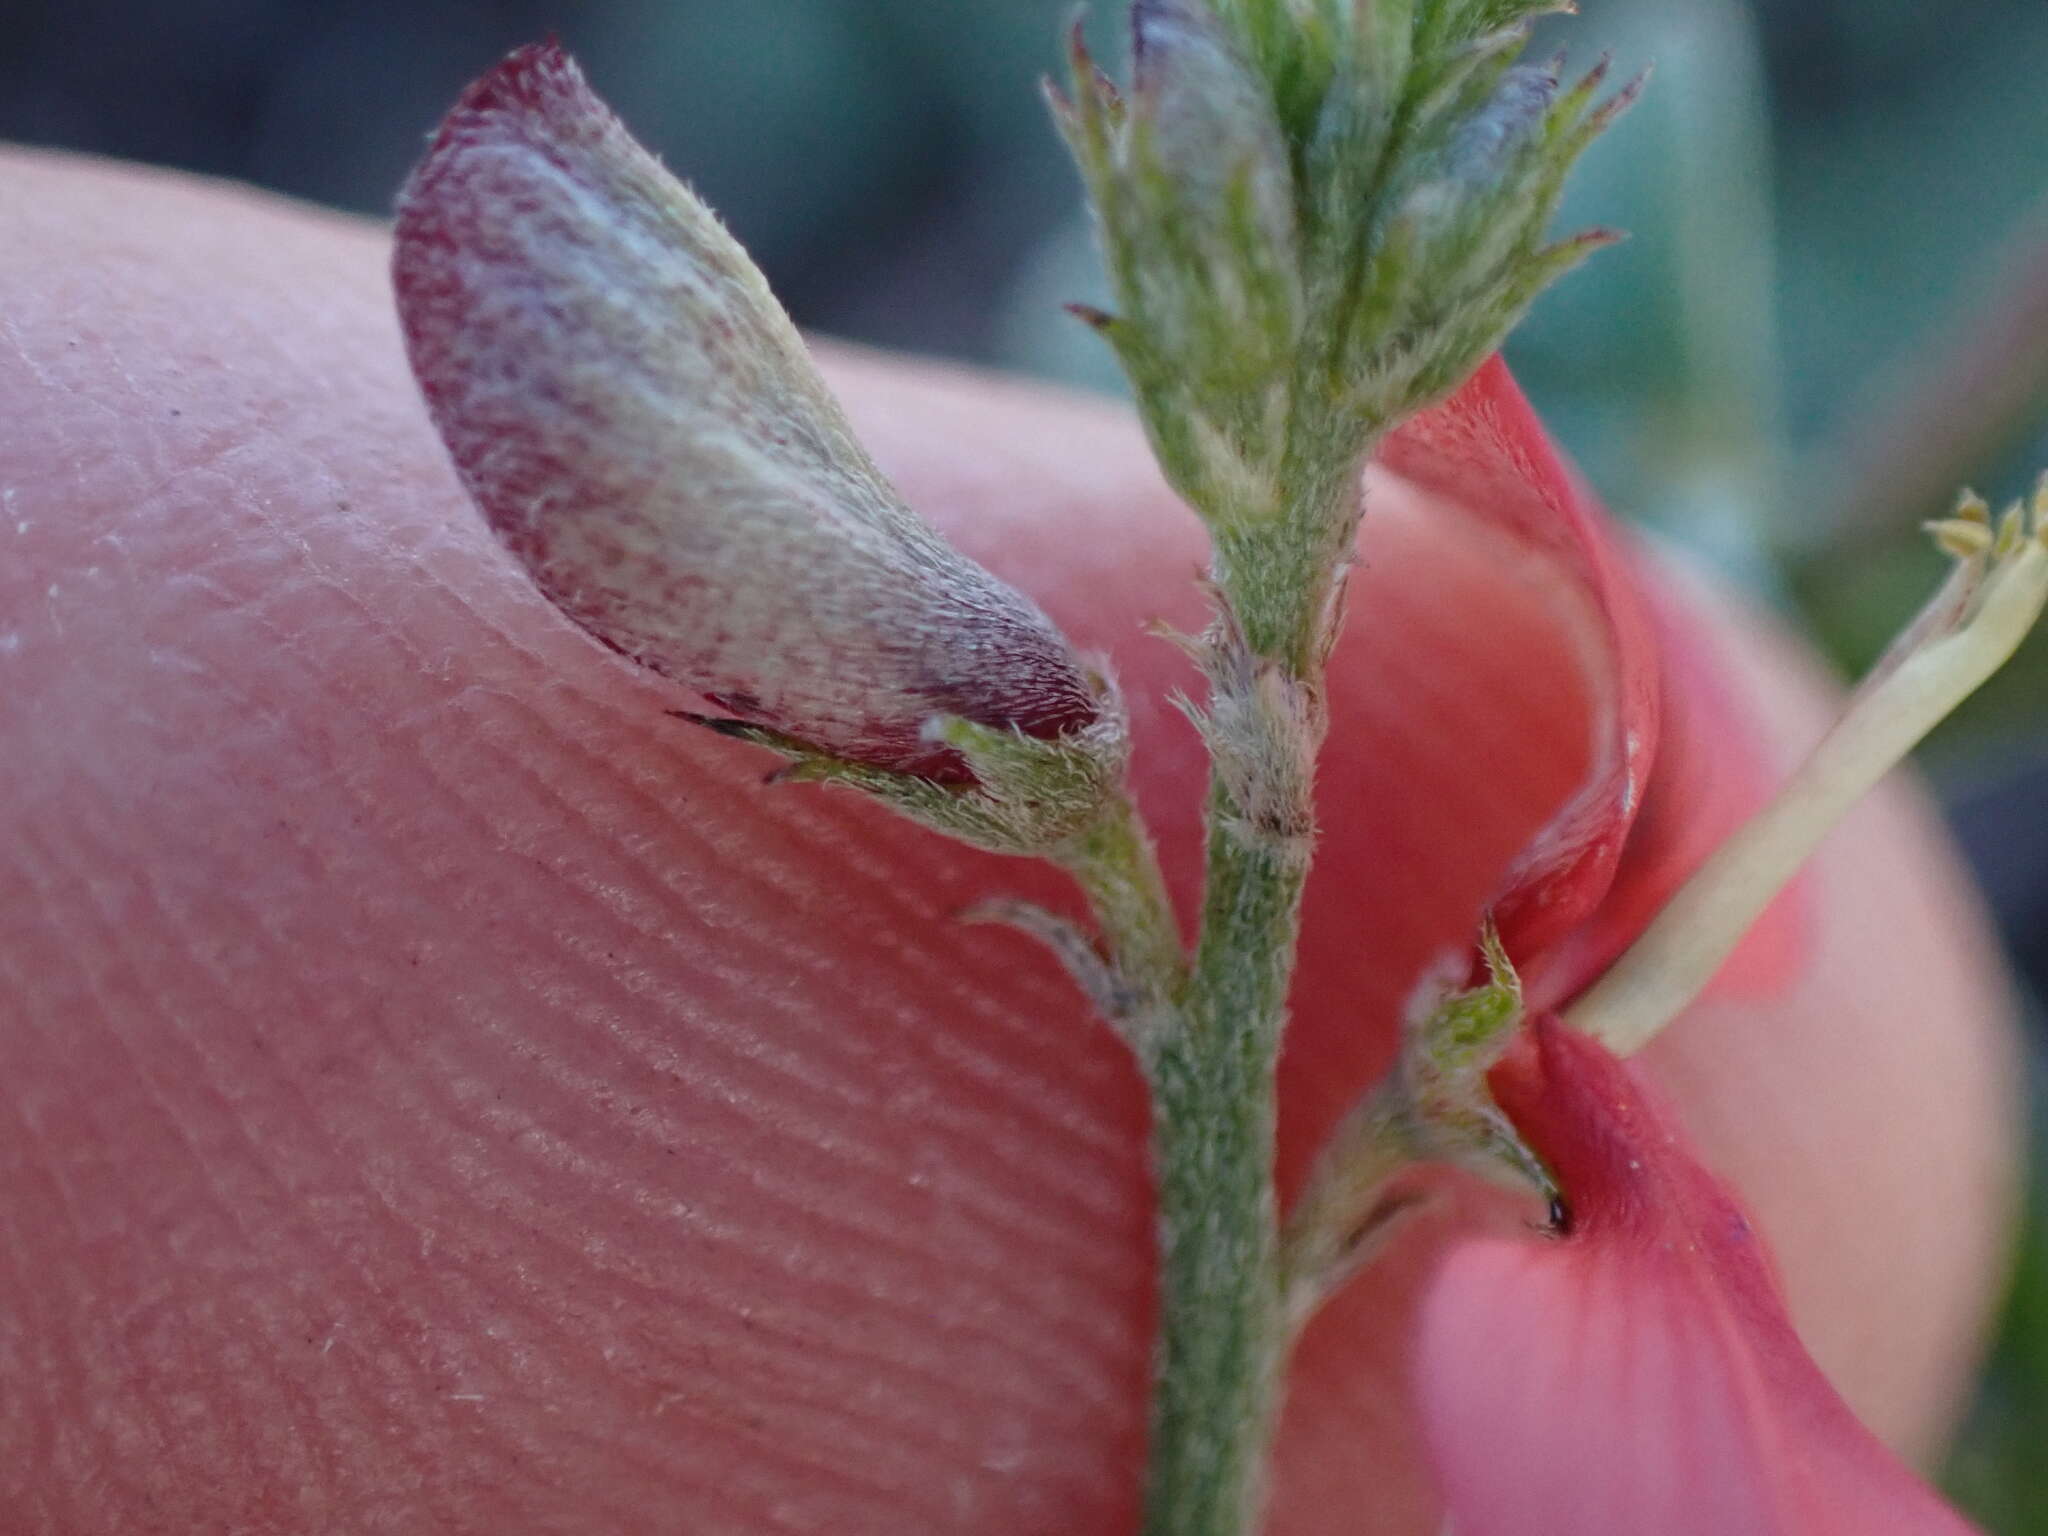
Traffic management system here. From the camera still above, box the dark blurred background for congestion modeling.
[8,0,2048,1526]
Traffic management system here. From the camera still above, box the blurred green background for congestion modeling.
[9,0,2047,1525]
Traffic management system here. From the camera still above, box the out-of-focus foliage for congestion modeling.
[1946,1085,2048,1535]
[6,0,2047,1521]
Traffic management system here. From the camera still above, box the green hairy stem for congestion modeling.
[1045,3,1632,1530]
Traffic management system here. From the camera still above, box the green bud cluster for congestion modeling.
[1053,0,1636,532]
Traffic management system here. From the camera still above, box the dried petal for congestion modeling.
[394,45,1101,778]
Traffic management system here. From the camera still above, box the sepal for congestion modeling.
[673,672,1134,859]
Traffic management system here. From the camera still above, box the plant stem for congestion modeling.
[1138,465,1361,1536]
[1066,793,1190,1020]
[1278,1090,1409,1327]
[1142,990,1287,1536]
[1048,6,1636,1522]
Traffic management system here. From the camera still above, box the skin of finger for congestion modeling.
[0,147,2016,1535]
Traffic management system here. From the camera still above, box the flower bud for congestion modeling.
[394,45,1102,780]
[1443,61,1561,186]
[1130,0,1295,264]
[1052,2,1302,525]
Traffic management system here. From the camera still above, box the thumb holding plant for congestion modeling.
[0,2,2029,1530]
[382,9,2028,1529]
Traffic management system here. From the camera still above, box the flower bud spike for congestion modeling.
[1565,48,1612,103]
[1130,0,1298,256]
[1407,28,1540,140]
[1586,66,1647,138]
[1441,59,1560,184]
[1567,479,2048,1055]
[395,44,1105,785]
[1548,60,1646,180]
